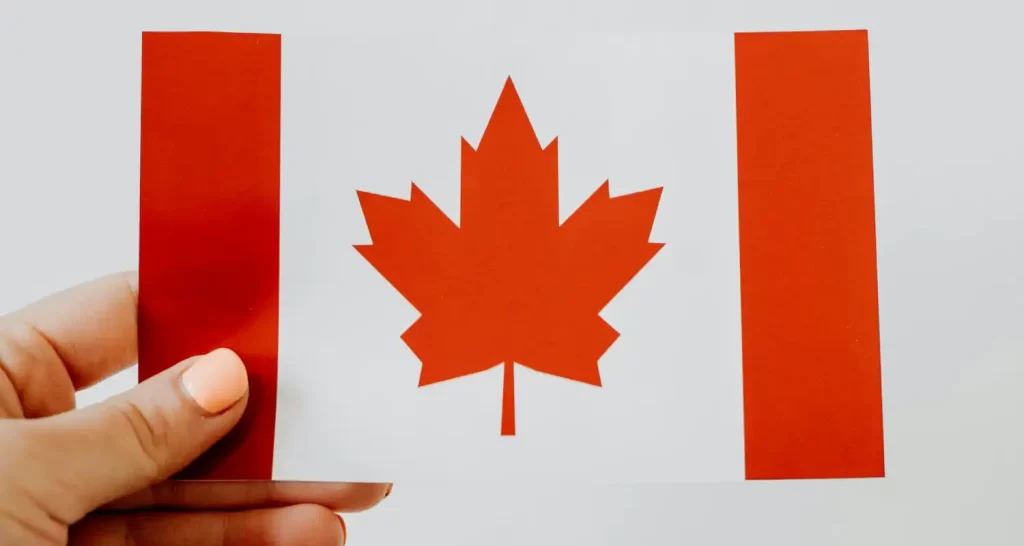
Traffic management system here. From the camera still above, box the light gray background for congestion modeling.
[2,1,1022,544]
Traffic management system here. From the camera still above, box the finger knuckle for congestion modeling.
[0,323,28,415]
[0,319,75,417]
[0,321,40,415]
[113,399,171,482]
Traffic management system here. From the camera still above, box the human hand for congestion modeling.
[0,272,390,545]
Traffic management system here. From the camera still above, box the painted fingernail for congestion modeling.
[181,348,248,413]
[384,483,393,498]
[338,515,347,545]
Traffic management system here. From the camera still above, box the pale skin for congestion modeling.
[0,271,391,545]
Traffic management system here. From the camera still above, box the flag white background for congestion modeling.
[2,1,1023,545]
[275,30,743,483]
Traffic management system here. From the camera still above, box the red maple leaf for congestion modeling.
[355,77,664,435]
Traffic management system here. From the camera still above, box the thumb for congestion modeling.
[28,348,249,521]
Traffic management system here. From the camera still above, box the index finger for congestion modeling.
[7,271,139,390]
[104,481,393,513]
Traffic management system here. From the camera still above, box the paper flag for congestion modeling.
[138,29,884,483]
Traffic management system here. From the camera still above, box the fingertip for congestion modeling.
[263,505,345,546]
[335,483,393,512]
[181,348,248,414]
[116,269,139,295]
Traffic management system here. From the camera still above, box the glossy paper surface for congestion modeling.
[138,29,882,483]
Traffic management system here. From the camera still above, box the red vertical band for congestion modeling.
[735,30,884,480]
[139,31,281,480]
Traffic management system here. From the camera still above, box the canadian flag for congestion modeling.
[138,30,884,484]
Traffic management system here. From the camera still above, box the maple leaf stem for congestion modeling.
[500,360,516,436]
